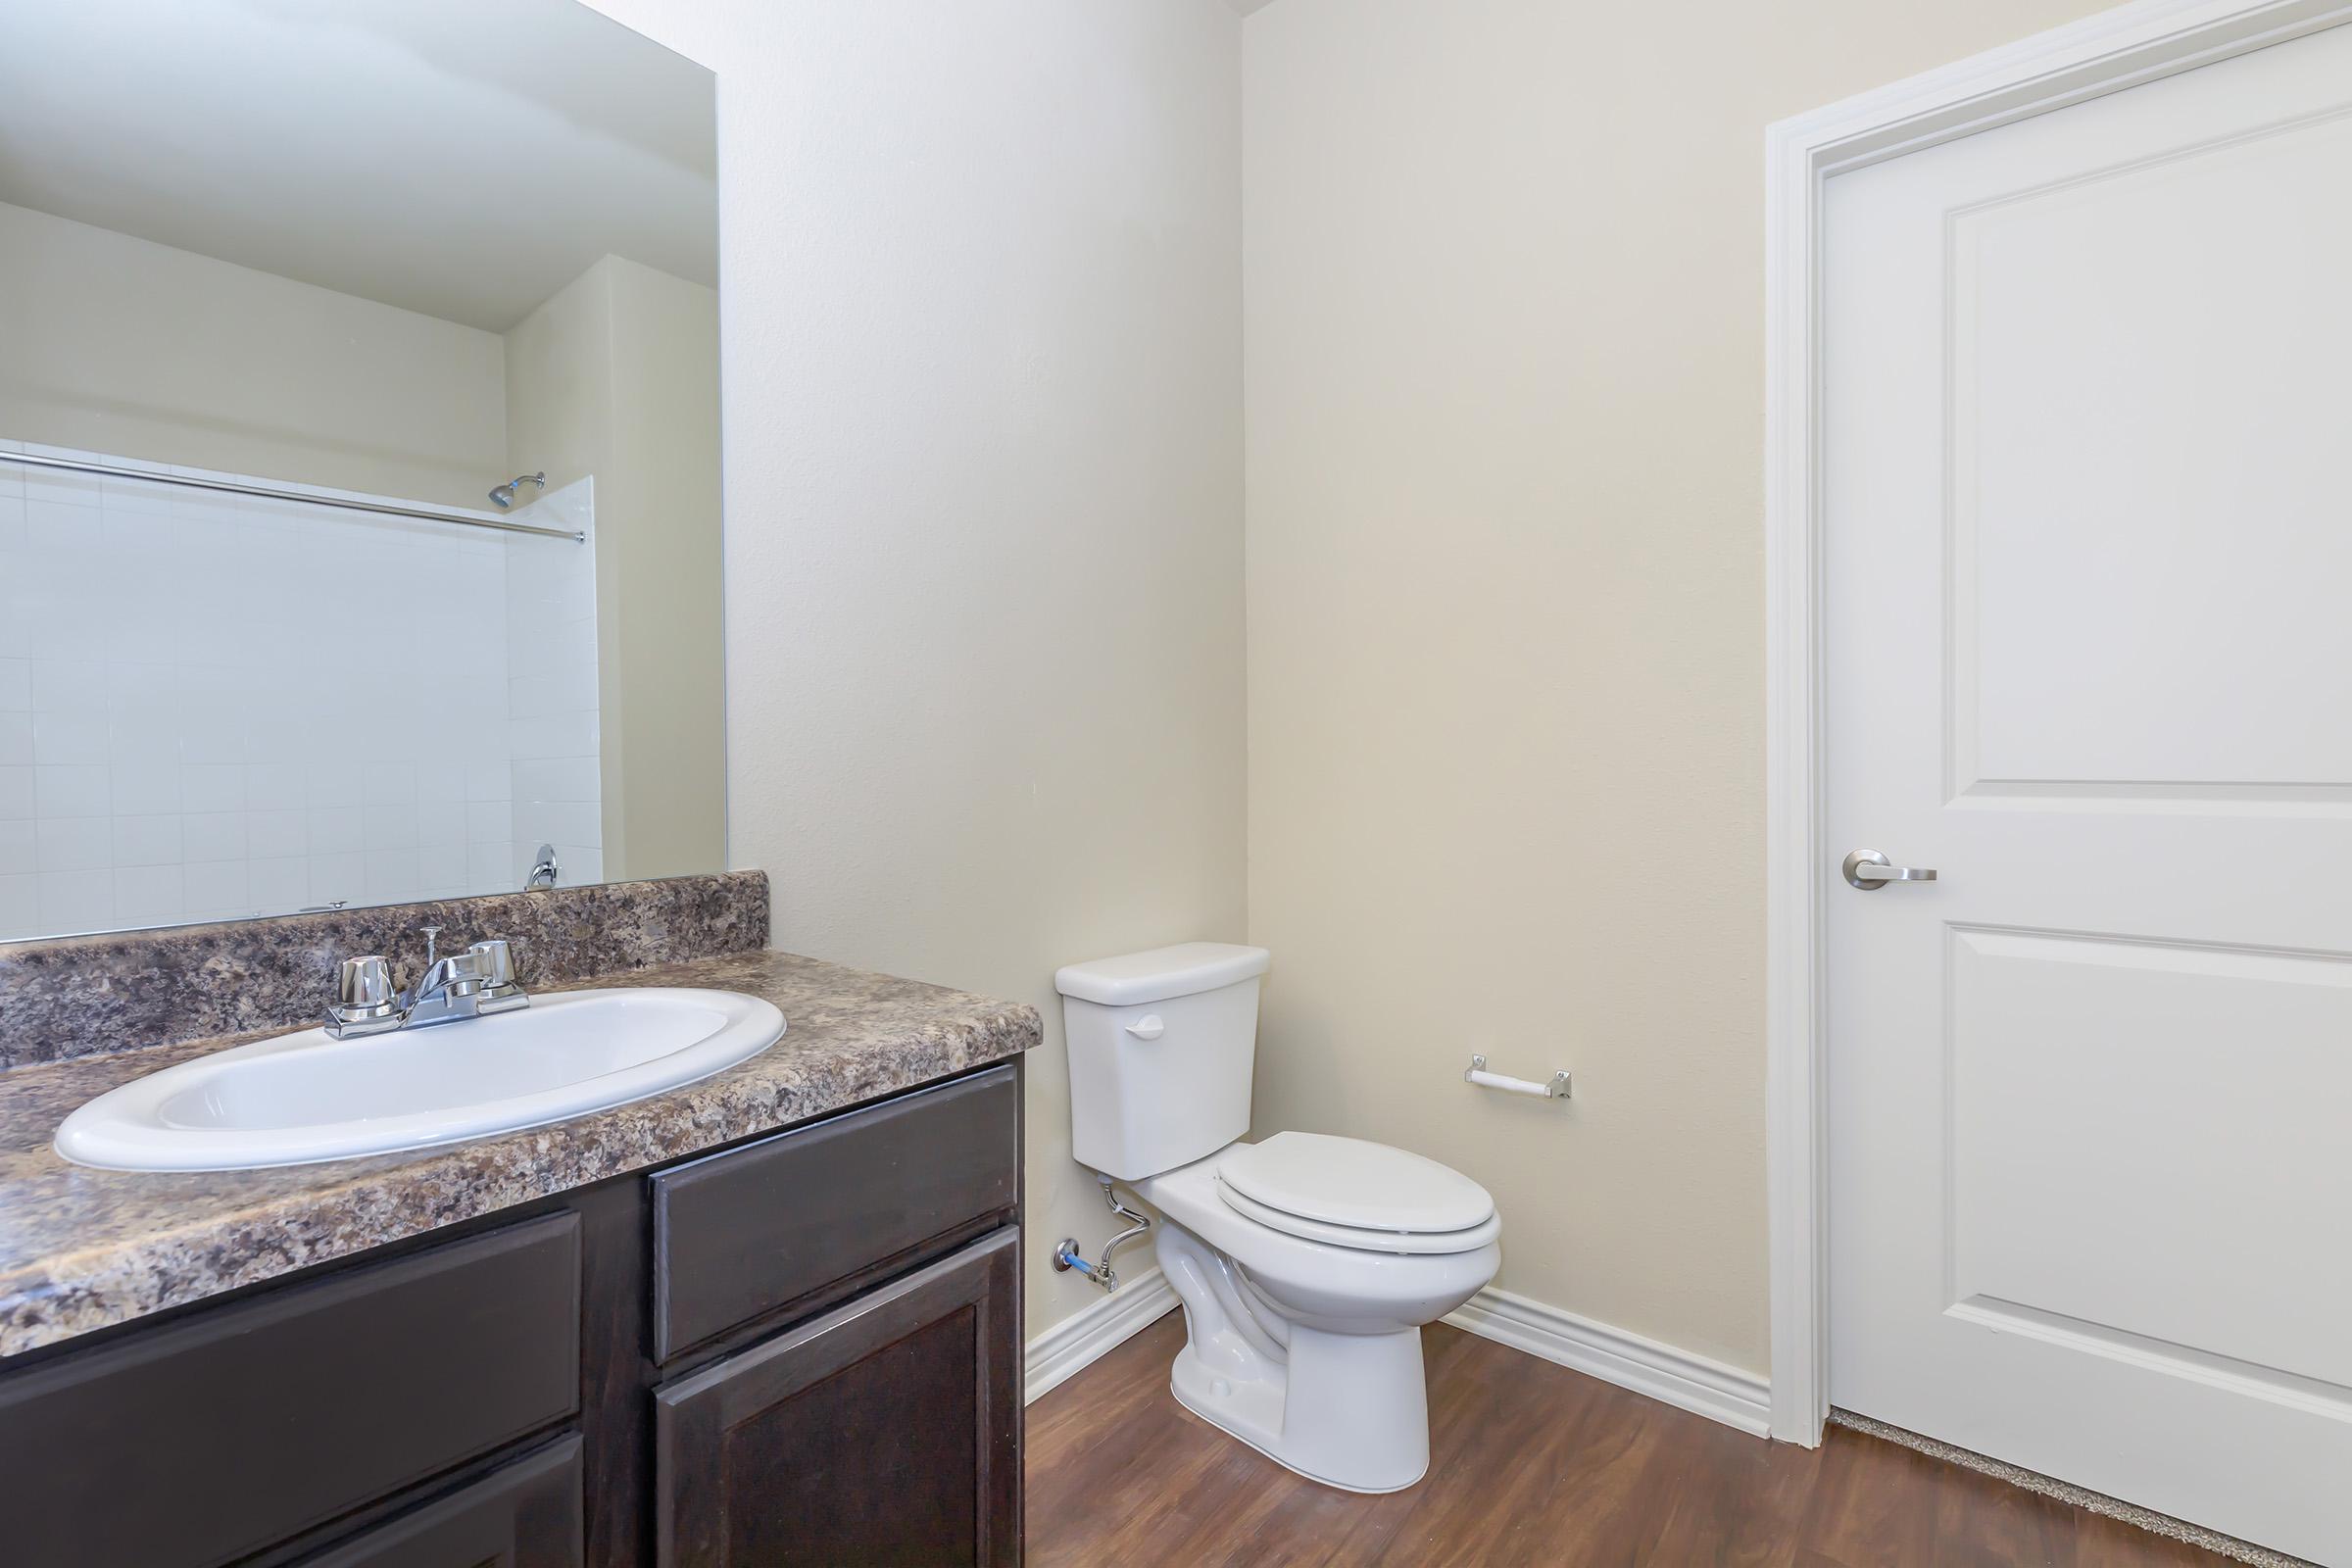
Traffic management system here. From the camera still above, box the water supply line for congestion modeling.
[1053,1173,1152,1292]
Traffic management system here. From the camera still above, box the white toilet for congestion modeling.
[1055,942,1500,1494]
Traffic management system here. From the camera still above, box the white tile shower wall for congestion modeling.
[0,441,604,940]
[504,476,605,890]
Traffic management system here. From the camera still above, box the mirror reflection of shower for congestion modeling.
[489,470,546,509]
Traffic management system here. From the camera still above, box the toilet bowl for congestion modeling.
[1055,944,1502,1494]
[1138,1135,1500,1492]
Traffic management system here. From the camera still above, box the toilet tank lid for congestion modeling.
[1054,943,1271,1006]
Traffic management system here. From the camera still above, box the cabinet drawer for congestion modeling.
[0,1212,579,1568]
[653,1064,1017,1361]
[298,1436,582,1568]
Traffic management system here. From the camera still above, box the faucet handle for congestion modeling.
[467,939,515,988]
[336,956,393,1010]
[325,956,402,1037]
[466,938,530,1015]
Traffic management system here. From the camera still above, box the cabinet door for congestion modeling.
[655,1229,1019,1567]
[298,1436,581,1568]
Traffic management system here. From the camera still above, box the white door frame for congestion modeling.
[1761,0,2352,1446]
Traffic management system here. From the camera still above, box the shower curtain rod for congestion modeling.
[0,450,587,542]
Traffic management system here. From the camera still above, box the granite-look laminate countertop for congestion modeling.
[0,950,1041,1359]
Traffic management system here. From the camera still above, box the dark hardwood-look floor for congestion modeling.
[1027,1314,2237,1567]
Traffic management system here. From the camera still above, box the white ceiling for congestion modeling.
[0,0,715,332]
[1227,0,1285,14]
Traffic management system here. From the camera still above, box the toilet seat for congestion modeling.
[1215,1180,1502,1254]
[1215,1132,1498,1255]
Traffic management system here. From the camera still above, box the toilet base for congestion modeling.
[1167,1337,1430,1494]
[1155,1221,1433,1494]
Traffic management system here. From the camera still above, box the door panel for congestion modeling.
[654,1229,1021,1568]
[1824,20,2352,1566]
[1947,927,2352,1388]
[1952,113,2352,795]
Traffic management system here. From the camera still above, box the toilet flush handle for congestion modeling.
[1126,1014,1165,1041]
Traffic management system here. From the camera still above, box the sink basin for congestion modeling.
[54,988,786,1172]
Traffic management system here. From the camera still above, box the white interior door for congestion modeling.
[1824,21,2352,1565]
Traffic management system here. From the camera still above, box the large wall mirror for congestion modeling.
[0,0,723,942]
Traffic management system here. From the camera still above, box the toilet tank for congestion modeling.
[1054,943,1271,1181]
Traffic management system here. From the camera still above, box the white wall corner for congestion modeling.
[1446,1288,1772,1440]
[1023,1267,1180,1406]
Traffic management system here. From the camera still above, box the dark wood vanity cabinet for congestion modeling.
[0,1061,1022,1568]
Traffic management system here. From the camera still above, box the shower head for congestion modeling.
[489,471,546,510]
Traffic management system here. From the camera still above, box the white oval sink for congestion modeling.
[54,988,786,1172]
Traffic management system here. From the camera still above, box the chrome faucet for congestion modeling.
[324,928,530,1039]
[524,843,561,891]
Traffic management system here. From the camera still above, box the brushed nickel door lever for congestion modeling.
[1843,849,1937,889]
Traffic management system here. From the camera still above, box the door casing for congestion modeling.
[1760,0,2352,1446]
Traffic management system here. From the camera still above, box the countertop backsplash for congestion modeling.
[0,870,770,1070]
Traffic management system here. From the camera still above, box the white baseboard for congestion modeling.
[1022,1272,1770,1438]
[1445,1286,1772,1439]
[1023,1266,1180,1405]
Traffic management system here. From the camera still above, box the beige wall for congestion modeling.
[579,0,1248,1338]
[1242,0,2110,1374]
[504,254,727,882]
[0,199,507,509]
[566,0,2118,1371]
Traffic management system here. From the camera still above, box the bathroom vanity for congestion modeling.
[0,875,1040,1567]
[0,1066,1020,1568]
